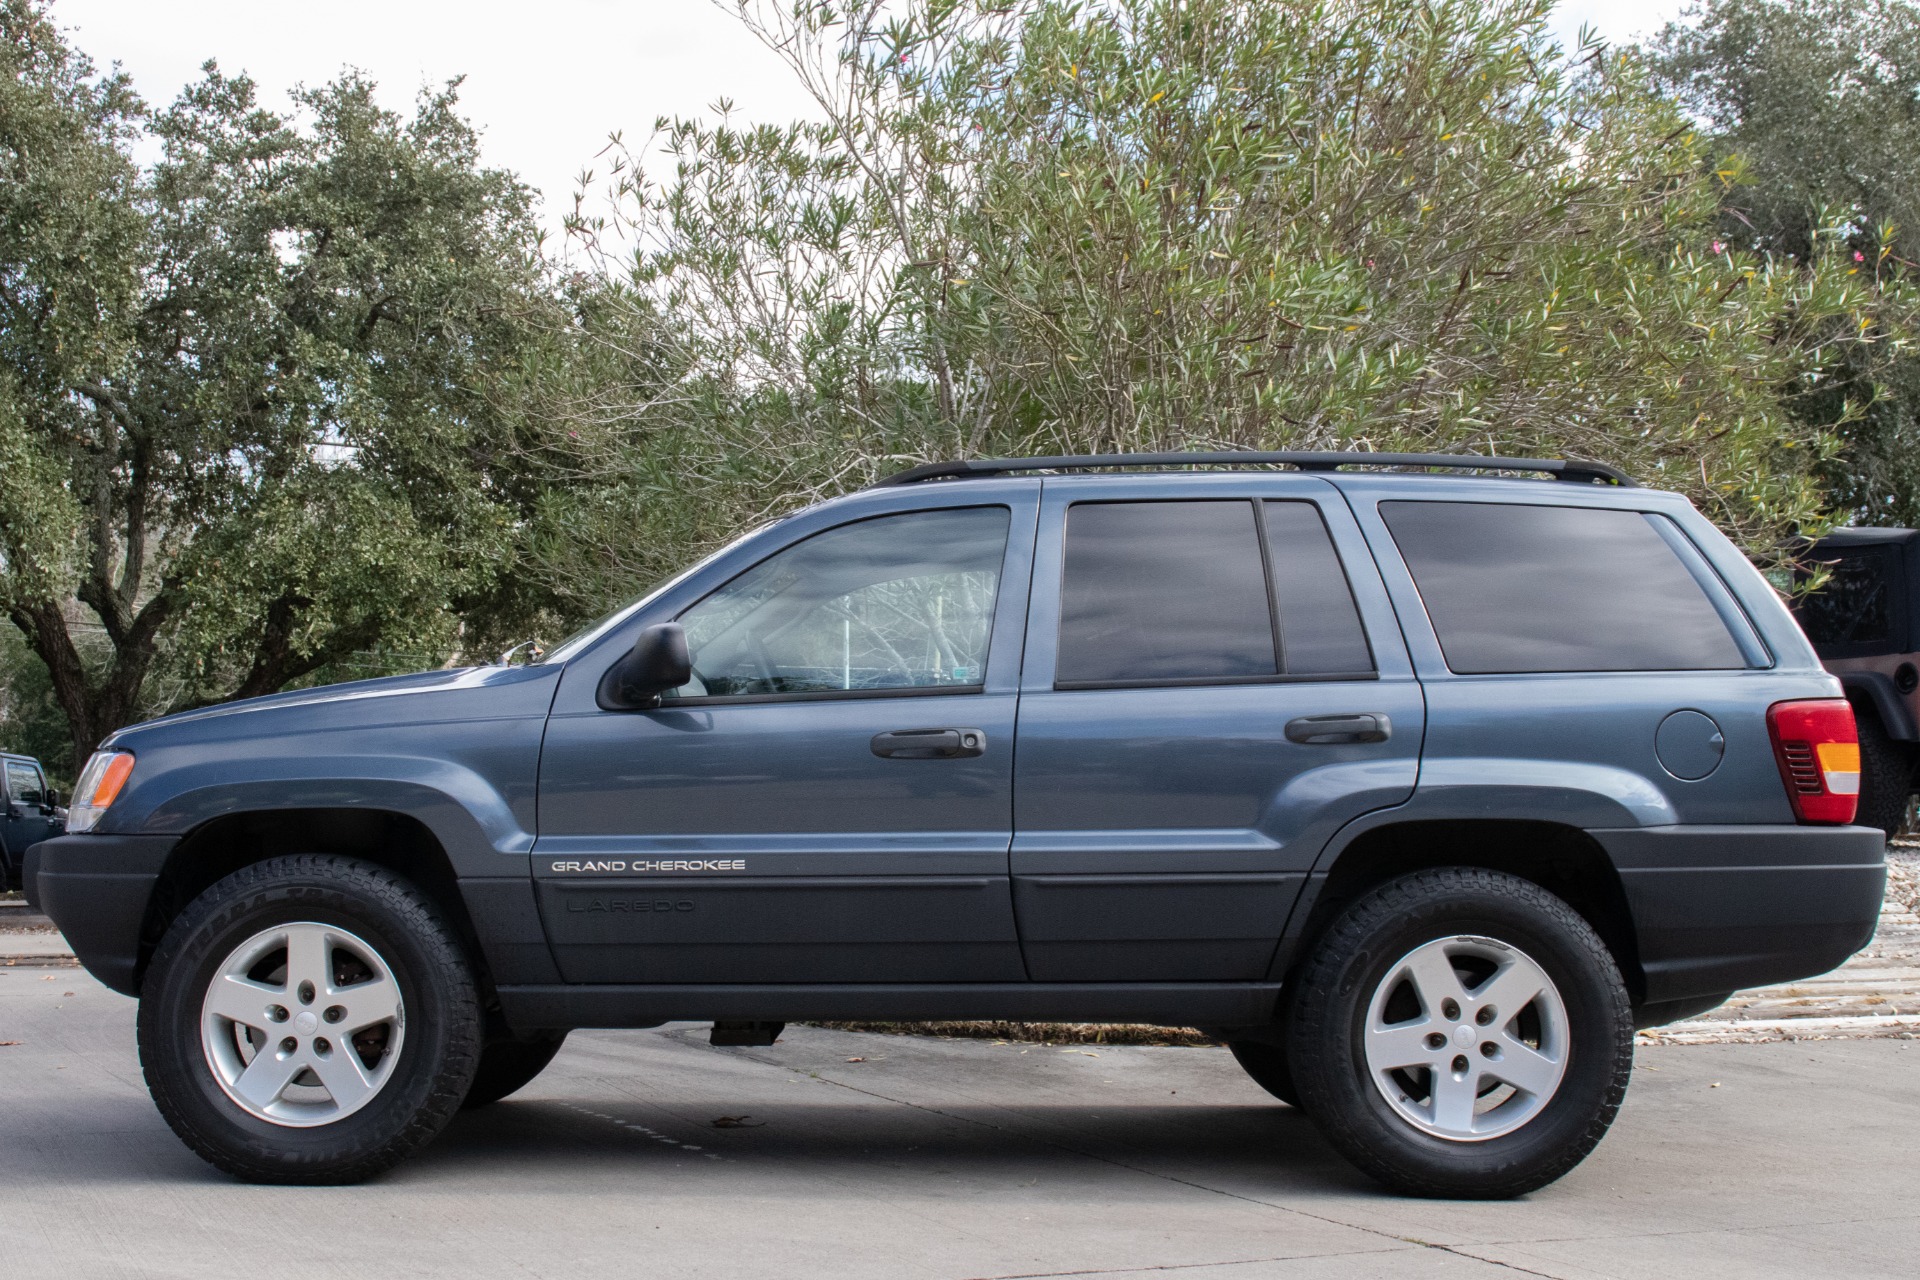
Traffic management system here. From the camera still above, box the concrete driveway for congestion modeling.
[2,971,1915,1280]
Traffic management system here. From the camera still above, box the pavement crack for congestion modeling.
[958,1245,1412,1279]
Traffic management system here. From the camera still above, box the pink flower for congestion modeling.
[1711,240,1726,254]
[1854,250,1866,262]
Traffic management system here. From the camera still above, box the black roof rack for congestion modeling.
[872,450,1633,489]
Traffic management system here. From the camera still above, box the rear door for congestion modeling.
[1010,474,1424,981]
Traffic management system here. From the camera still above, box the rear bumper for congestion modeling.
[25,833,177,997]
[1592,824,1886,1003]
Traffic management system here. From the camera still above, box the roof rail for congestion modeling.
[871,450,1634,489]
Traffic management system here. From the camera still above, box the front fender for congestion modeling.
[134,762,532,878]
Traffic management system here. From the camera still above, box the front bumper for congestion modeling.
[1593,824,1886,1003]
[25,833,178,996]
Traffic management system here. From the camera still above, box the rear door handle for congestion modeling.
[871,728,987,759]
[1285,713,1390,745]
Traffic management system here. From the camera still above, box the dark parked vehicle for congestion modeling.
[1789,527,1920,837]
[1,751,61,889]
[26,451,1885,1197]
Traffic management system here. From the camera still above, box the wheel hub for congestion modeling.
[1361,933,1569,1142]
[198,921,406,1128]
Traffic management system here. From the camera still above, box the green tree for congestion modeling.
[554,0,1879,609]
[1645,0,1920,526]
[0,0,570,770]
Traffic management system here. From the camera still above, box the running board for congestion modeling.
[496,981,1283,1031]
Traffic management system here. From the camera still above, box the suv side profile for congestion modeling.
[25,452,1886,1198]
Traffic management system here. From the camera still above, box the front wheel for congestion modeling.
[138,855,482,1184]
[1287,867,1632,1199]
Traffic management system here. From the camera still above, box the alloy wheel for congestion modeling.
[199,922,406,1127]
[1362,933,1568,1141]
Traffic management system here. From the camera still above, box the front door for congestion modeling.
[1011,476,1425,981]
[535,494,1038,984]
[2,759,56,877]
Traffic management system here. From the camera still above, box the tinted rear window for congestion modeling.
[1057,501,1276,684]
[1380,501,1745,674]
[1264,500,1373,675]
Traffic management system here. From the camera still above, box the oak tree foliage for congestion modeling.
[0,0,566,769]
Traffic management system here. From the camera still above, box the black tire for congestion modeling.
[137,855,482,1185]
[1853,704,1913,839]
[463,1031,568,1108]
[1228,1039,1301,1107]
[1287,867,1632,1199]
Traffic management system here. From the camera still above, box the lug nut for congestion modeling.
[1476,1006,1495,1026]
[1441,999,1461,1021]
[1426,1032,1447,1050]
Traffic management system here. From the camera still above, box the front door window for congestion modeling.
[674,506,1011,699]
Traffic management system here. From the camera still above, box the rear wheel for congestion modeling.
[1287,867,1632,1199]
[1853,704,1913,839]
[464,1032,568,1108]
[138,855,481,1184]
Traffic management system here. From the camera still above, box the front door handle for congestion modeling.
[1285,713,1391,745]
[871,727,987,759]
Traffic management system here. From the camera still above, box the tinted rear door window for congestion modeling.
[1264,500,1373,675]
[1057,501,1275,684]
[1380,501,1745,673]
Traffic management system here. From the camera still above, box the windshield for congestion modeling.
[537,518,787,665]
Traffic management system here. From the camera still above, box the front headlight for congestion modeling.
[67,750,135,833]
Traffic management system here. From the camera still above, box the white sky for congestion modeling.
[51,0,1693,233]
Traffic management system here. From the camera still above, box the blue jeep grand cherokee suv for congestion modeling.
[25,451,1886,1197]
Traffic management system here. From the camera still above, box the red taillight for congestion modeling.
[1766,699,1860,825]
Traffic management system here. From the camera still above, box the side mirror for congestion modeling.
[44,788,61,809]
[596,622,692,711]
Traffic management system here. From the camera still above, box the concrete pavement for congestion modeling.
[2,970,1916,1279]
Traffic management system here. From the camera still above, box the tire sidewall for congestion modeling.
[140,861,477,1178]
[1291,872,1631,1195]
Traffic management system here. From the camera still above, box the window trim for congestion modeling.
[659,683,987,708]
[659,503,1014,707]
[1055,670,1380,693]
[1051,496,1378,692]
